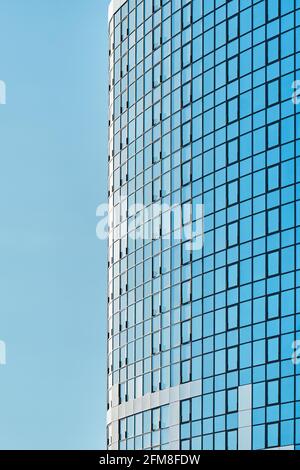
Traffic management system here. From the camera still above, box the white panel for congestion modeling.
[190,379,202,397]
[111,421,119,444]
[125,400,133,417]
[267,446,295,450]
[238,384,252,450]
[239,384,252,411]
[111,406,118,422]
[106,409,112,425]
[107,380,202,425]
[143,394,151,411]
[118,403,125,419]
[169,385,180,403]
[159,388,170,406]
[111,384,119,408]
[133,396,143,415]
[151,391,161,408]
[169,440,180,450]
[169,403,180,427]
[238,410,252,428]
[238,427,252,451]
[108,0,128,22]
[168,425,180,443]
[179,383,191,400]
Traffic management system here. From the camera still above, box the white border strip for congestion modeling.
[268,446,295,450]
[107,380,202,449]
[107,380,202,425]
[238,384,252,450]
[108,0,128,23]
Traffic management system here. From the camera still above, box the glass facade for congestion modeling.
[107,0,300,450]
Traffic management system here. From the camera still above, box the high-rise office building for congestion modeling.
[107,0,300,450]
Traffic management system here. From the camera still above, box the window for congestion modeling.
[228,15,238,41]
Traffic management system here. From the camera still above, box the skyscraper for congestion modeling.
[107,0,300,450]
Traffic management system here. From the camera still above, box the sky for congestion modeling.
[0,0,110,449]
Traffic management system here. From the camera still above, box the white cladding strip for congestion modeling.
[107,380,202,425]
[108,0,127,23]
[238,384,252,450]
[109,382,295,450]
[267,446,295,450]
[107,380,202,448]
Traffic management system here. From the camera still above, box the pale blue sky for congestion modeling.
[0,0,110,449]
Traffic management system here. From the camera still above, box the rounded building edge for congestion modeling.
[108,0,128,23]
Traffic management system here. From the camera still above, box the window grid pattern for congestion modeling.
[118,405,171,450]
[107,0,300,450]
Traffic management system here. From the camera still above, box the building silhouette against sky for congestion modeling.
[106,0,300,450]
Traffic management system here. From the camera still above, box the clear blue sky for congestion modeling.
[0,0,110,449]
